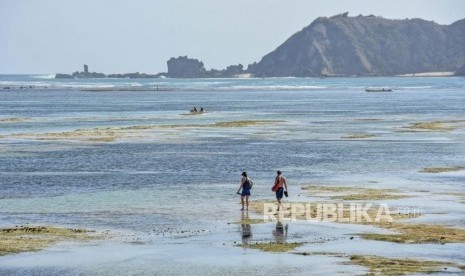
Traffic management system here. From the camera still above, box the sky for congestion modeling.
[1,0,464,74]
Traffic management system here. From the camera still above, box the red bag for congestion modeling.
[271,183,279,192]
[271,176,279,192]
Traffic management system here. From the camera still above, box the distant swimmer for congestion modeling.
[189,107,206,114]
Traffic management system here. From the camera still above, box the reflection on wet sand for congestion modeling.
[273,220,288,243]
[240,211,252,244]
[239,216,300,252]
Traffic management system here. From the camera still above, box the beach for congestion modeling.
[0,76,464,275]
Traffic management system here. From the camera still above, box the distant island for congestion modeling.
[55,64,163,79]
[56,13,465,79]
[55,59,248,79]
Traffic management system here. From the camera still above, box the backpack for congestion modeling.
[245,178,253,189]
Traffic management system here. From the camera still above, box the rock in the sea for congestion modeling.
[167,56,208,78]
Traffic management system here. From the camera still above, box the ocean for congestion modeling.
[0,75,464,275]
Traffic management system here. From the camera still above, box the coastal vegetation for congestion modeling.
[0,226,97,256]
[292,252,464,275]
[405,121,453,131]
[231,218,264,225]
[7,120,281,142]
[341,134,377,139]
[240,242,303,252]
[347,255,458,275]
[302,185,407,200]
[360,223,465,243]
[402,120,465,132]
[421,166,465,173]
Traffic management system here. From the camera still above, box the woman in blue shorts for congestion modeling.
[237,171,251,211]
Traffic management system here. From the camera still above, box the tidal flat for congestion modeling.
[1,79,465,275]
[0,226,98,256]
[302,185,408,200]
[421,166,465,173]
[3,120,281,143]
[347,255,460,275]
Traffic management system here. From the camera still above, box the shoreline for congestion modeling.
[1,74,464,94]
[1,186,464,275]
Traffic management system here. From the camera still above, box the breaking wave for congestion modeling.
[32,74,56,79]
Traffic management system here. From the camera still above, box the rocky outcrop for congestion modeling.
[55,67,161,79]
[166,56,207,78]
[55,14,465,79]
[55,71,106,79]
[248,13,465,77]
[166,56,245,78]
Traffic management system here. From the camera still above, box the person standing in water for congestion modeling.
[275,171,287,211]
[237,172,251,211]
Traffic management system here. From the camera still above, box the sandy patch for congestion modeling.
[292,251,345,257]
[360,223,465,244]
[231,218,264,225]
[0,226,98,256]
[33,128,122,142]
[331,190,406,201]
[421,166,465,173]
[302,185,407,201]
[406,122,452,131]
[347,255,458,275]
[341,134,377,139]
[240,242,303,252]
[0,117,28,123]
[401,120,465,132]
[8,120,281,142]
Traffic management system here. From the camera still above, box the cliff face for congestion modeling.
[248,14,465,77]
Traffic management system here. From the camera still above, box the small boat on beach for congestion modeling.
[365,88,393,92]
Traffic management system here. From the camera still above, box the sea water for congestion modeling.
[0,76,464,275]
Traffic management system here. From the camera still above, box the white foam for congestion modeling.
[218,85,328,91]
[32,74,56,79]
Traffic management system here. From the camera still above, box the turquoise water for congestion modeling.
[0,76,464,274]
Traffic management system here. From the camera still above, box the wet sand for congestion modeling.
[1,86,465,275]
[3,120,281,143]
[0,226,99,256]
[237,180,465,274]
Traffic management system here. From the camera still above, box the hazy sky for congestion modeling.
[1,0,464,74]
